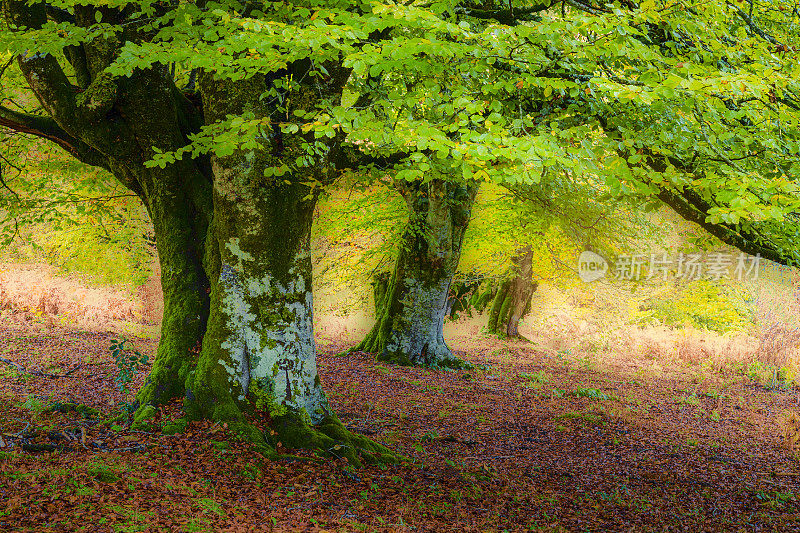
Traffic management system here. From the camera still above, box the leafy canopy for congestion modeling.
[1,0,800,264]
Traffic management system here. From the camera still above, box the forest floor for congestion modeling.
[1,324,800,532]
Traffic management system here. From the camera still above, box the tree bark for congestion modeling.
[134,163,212,410]
[179,74,393,464]
[486,246,537,338]
[354,180,477,367]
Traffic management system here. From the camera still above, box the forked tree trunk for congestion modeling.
[486,246,537,338]
[2,1,395,464]
[354,180,477,367]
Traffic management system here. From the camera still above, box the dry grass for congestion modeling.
[3,257,800,380]
[0,263,143,331]
[778,410,800,456]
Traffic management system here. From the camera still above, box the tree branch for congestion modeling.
[3,1,121,150]
[455,1,555,25]
[598,115,800,267]
[656,187,796,265]
[727,2,778,44]
[0,105,110,170]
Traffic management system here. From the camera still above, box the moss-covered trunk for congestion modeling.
[486,246,537,338]
[0,3,216,413]
[354,180,477,367]
[180,74,393,464]
[134,163,212,410]
[184,178,331,433]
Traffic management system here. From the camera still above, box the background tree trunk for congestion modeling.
[354,180,477,367]
[486,246,537,338]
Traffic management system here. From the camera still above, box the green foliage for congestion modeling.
[196,497,225,517]
[87,462,120,483]
[519,371,550,385]
[47,401,99,419]
[637,280,754,333]
[746,361,796,390]
[109,338,148,395]
[755,490,796,510]
[313,185,406,312]
[675,394,701,406]
[573,387,613,401]
[3,0,798,281]
[19,394,46,414]
[0,139,153,287]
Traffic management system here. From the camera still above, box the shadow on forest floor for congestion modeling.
[1,324,800,532]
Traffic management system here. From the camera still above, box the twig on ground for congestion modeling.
[0,356,25,372]
[0,356,86,379]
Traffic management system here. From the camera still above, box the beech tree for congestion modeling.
[454,173,657,339]
[352,179,477,367]
[1,0,800,460]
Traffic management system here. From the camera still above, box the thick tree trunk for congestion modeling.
[1,3,216,416]
[1,2,397,463]
[486,246,537,338]
[134,163,212,413]
[180,75,393,464]
[470,284,498,314]
[354,180,477,367]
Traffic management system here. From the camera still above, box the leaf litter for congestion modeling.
[1,325,800,531]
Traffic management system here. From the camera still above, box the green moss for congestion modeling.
[250,379,288,418]
[487,281,511,335]
[377,351,412,366]
[212,400,244,424]
[268,411,401,467]
[132,405,157,428]
[76,71,118,118]
[87,464,120,483]
[227,421,272,456]
[46,402,99,418]
[162,418,188,435]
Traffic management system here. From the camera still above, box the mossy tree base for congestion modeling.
[270,412,399,466]
[159,408,399,466]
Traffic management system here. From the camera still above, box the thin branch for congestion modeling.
[0,105,110,171]
[0,57,14,80]
[0,357,84,379]
[728,2,778,44]
[0,161,20,198]
[455,1,554,25]
[564,0,607,15]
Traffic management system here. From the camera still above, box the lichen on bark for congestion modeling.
[178,72,397,464]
